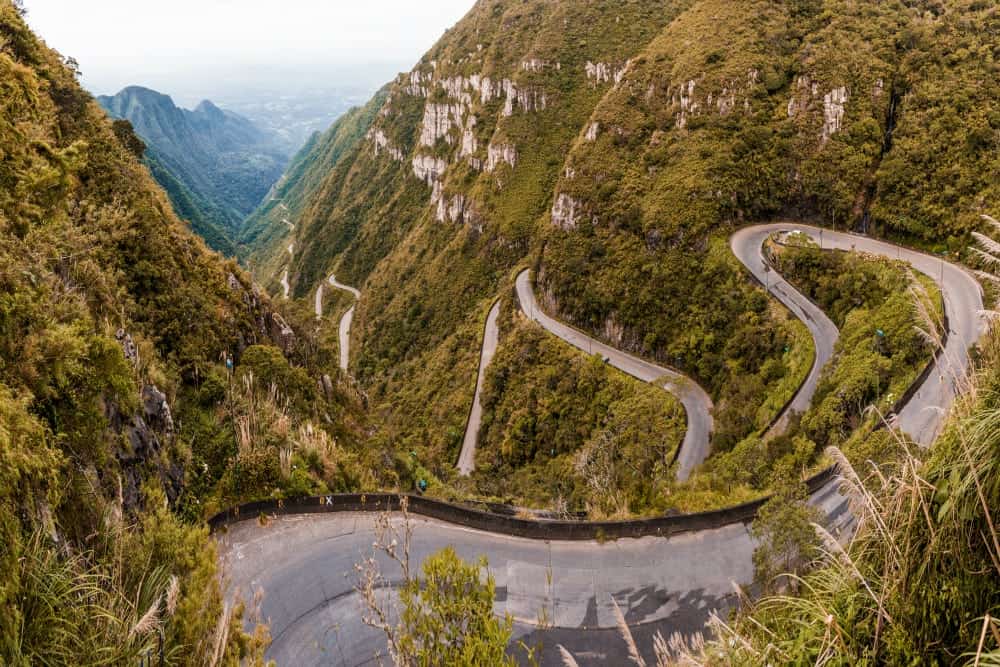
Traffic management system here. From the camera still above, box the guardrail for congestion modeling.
[209,466,838,541]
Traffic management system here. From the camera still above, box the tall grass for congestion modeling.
[6,531,180,666]
[663,327,1000,664]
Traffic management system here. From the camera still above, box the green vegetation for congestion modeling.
[0,3,367,660]
[98,87,292,256]
[667,243,943,512]
[398,548,516,667]
[469,304,685,517]
[771,241,942,454]
[239,0,997,520]
[686,329,1000,664]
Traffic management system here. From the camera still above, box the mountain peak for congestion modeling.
[194,99,224,116]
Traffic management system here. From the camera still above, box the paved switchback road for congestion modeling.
[457,300,501,475]
[327,275,361,372]
[219,225,983,666]
[731,223,986,444]
[515,270,713,482]
[219,480,852,667]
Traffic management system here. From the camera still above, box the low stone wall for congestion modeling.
[208,466,838,541]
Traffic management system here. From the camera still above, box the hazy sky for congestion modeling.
[24,0,474,104]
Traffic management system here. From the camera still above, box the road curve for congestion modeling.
[457,300,501,475]
[327,275,361,373]
[220,225,984,666]
[219,481,853,667]
[732,223,986,444]
[515,270,713,481]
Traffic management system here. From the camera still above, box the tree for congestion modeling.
[356,499,519,666]
[750,466,821,593]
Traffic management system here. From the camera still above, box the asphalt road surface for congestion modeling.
[220,225,984,665]
[457,300,501,475]
[219,478,853,667]
[327,275,361,373]
[731,223,985,445]
[515,270,714,482]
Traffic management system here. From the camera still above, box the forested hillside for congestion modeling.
[98,86,293,256]
[245,0,997,509]
[0,2,368,661]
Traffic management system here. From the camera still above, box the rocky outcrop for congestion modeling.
[370,129,404,161]
[115,328,138,365]
[459,116,478,158]
[412,154,448,187]
[419,103,467,147]
[405,70,431,97]
[522,59,560,72]
[107,383,181,511]
[586,61,628,85]
[786,75,820,118]
[552,193,582,230]
[268,311,296,351]
[486,143,517,172]
[677,79,698,129]
[142,384,174,435]
[822,87,848,143]
[585,122,600,142]
[502,80,547,116]
[435,192,480,228]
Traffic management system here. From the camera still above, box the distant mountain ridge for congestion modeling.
[98,86,293,255]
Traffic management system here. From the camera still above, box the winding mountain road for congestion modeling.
[457,300,501,475]
[219,480,854,667]
[732,223,985,445]
[221,224,986,666]
[326,275,361,372]
[516,270,714,482]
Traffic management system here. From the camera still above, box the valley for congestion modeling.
[218,222,983,665]
[4,0,999,664]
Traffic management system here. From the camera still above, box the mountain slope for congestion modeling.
[239,88,388,284]
[0,3,367,661]
[246,0,997,507]
[98,86,293,254]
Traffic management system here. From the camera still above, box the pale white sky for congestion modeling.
[24,0,474,103]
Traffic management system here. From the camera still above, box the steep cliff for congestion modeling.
[245,0,998,500]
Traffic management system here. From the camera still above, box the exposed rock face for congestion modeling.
[552,193,582,230]
[412,154,448,186]
[142,384,174,435]
[459,116,478,158]
[419,103,467,146]
[115,328,138,365]
[677,79,698,129]
[269,311,296,351]
[371,129,404,161]
[107,384,181,511]
[585,122,600,142]
[585,61,628,85]
[603,315,625,347]
[822,86,848,143]
[405,70,431,97]
[786,76,817,117]
[502,80,548,117]
[435,192,477,226]
[227,273,242,291]
[486,143,517,172]
[670,69,759,128]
